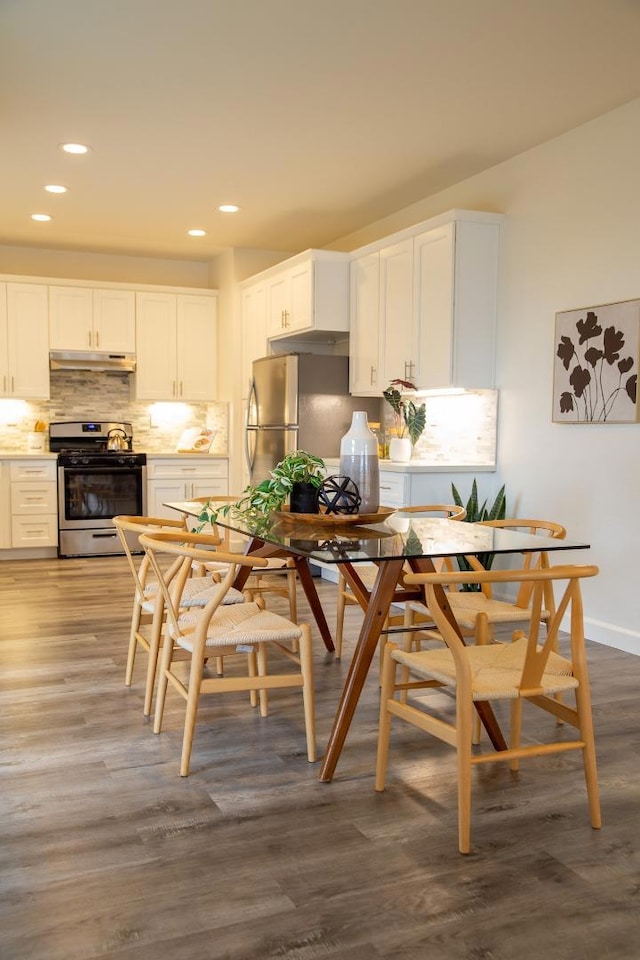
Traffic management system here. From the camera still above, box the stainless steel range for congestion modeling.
[50,421,147,558]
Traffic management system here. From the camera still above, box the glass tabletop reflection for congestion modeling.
[167,501,590,565]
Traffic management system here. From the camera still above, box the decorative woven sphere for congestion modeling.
[318,475,362,515]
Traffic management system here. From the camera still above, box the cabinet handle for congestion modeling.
[179,381,183,396]
[96,330,100,348]
[370,365,376,385]
[172,381,177,397]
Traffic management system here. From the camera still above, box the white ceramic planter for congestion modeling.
[389,437,412,463]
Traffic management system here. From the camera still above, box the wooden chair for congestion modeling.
[376,563,601,854]
[334,504,466,660]
[187,496,298,621]
[401,519,567,735]
[113,514,244,716]
[140,530,316,777]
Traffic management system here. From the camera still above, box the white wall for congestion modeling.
[332,97,640,652]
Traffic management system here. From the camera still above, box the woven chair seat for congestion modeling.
[392,635,578,700]
[407,591,551,630]
[173,601,302,650]
[141,577,244,612]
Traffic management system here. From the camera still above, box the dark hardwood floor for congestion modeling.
[1,555,639,959]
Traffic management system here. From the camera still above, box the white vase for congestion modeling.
[389,437,412,463]
[339,411,380,512]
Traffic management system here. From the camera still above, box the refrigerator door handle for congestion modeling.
[245,427,257,477]
[245,387,257,476]
[246,379,258,429]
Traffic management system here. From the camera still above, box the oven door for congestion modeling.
[58,463,147,556]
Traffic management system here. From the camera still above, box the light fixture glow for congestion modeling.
[149,402,190,428]
[188,229,207,237]
[218,204,239,213]
[60,142,90,155]
[45,184,67,194]
[31,213,52,222]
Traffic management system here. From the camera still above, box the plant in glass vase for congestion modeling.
[383,378,426,461]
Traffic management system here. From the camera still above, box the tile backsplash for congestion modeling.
[0,371,228,454]
[382,389,497,465]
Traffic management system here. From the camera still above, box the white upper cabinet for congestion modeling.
[379,238,416,386]
[241,281,268,397]
[244,250,349,341]
[349,210,502,395]
[414,219,500,389]
[0,282,50,399]
[349,251,380,394]
[135,292,217,401]
[49,285,135,353]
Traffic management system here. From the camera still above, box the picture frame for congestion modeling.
[553,298,639,423]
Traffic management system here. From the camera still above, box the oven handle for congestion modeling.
[92,532,119,539]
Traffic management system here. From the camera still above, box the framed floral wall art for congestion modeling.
[553,298,639,423]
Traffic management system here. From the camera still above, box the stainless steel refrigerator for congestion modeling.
[246,353,380,484]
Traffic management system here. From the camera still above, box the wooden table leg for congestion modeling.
[232,537,335,652]
[294,557,334,652]
[319,558,404,782]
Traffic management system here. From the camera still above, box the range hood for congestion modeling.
[49,350,136,373]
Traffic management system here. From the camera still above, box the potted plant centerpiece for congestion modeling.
[383,378,427,462]
[197,450,326,530]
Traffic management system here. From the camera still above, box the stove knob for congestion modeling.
[82,457,90,466]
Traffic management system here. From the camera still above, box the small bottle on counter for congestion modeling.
[339,411,380,513]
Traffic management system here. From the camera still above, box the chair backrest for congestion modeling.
[399,503,467,520]
[475,518,567,607]
[404,564,599,690]
[139,530,269,643]
[113,514,187,601]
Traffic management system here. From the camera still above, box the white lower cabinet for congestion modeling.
[8,460,58,548]
[146,457,228,520]
[378,470,408,508]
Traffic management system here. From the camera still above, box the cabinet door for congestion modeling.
[93,289,135,353]
[241,283,268,397]
[176,295,217,401]
[413,224,455,388]
[6,283,50,398]
[379,238,415,386]
[266,273,289,337]
[0,462,10,548]
[349,252,380,395]
[287,262,312,333]
[135,292,177,400]
[49,286,93,350]
[147,479,188,519]
[0,284,7,397]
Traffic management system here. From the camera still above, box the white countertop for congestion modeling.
[142,452,228,459]
[324,458,495,474]
[0,452,58,459]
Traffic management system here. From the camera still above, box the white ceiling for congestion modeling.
[2,0,640,261]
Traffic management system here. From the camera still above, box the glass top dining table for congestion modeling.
[165,501,590,782]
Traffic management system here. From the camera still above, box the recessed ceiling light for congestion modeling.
[45,184,67,194]
[218,204,239,213]
[188,229,207,237]
[60,142,90,155]
[31,213,53,221]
